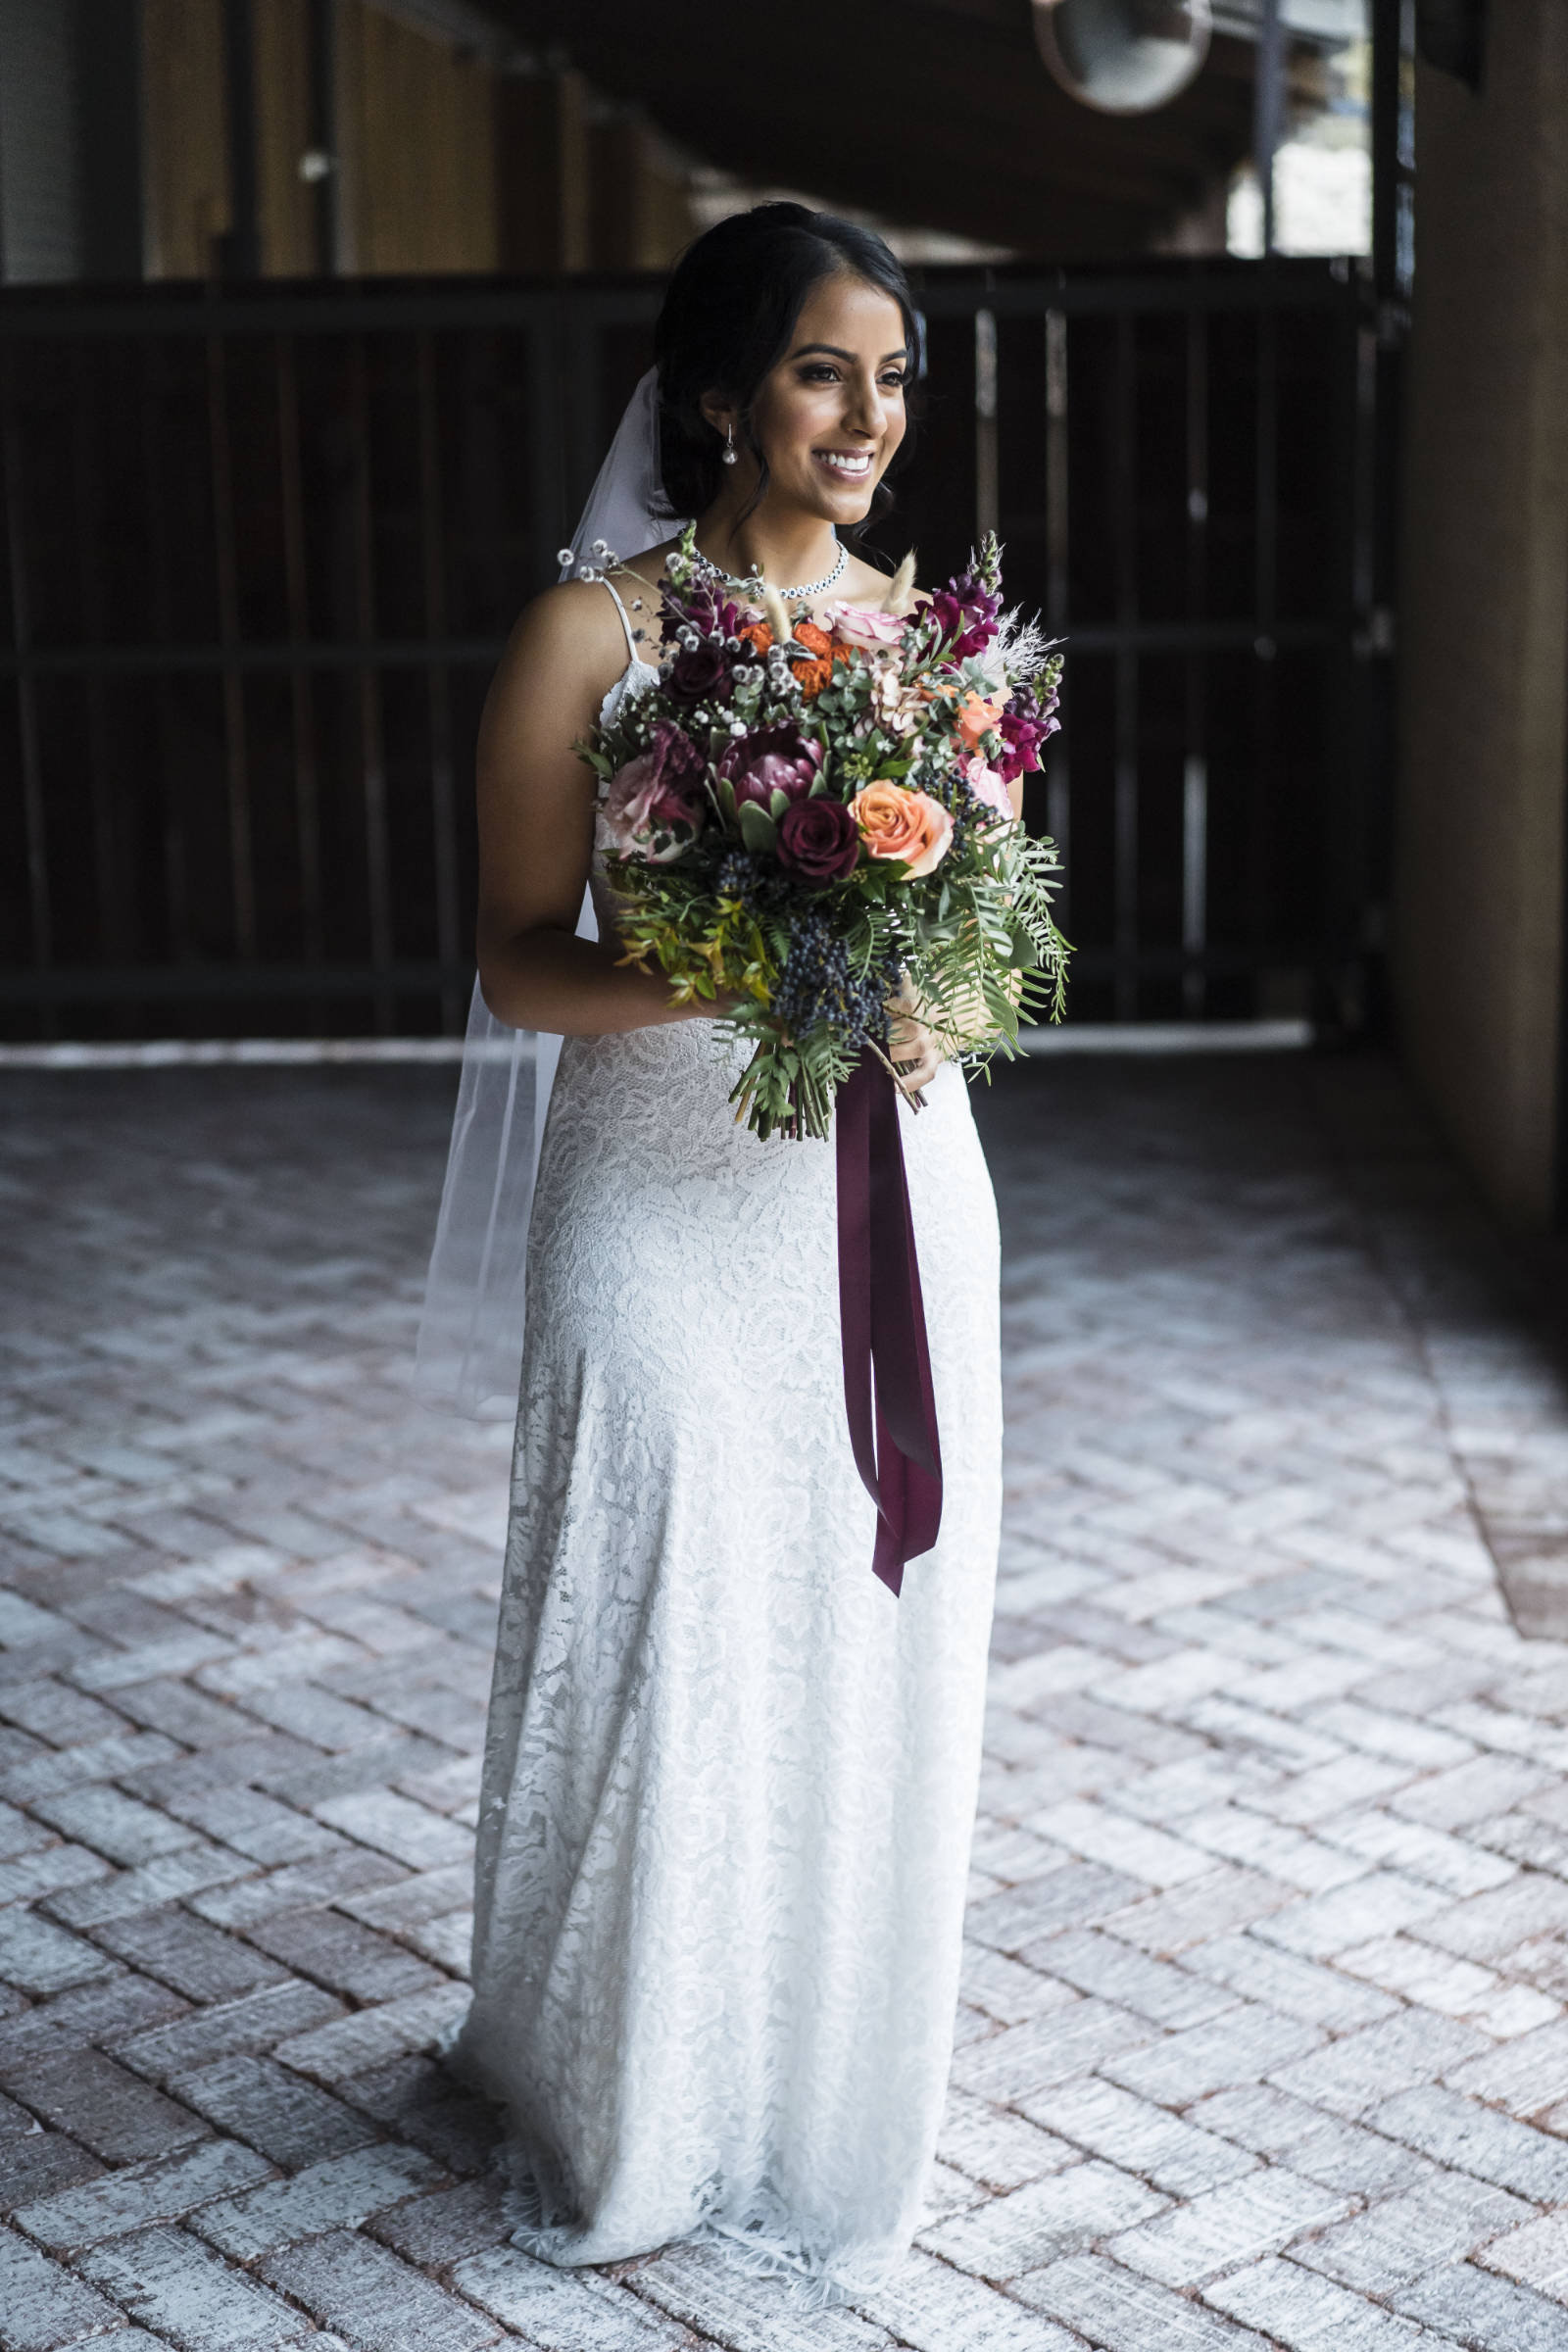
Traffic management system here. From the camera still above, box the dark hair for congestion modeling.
[654,202,920,542]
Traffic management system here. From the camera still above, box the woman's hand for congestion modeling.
[887,975,945,1095]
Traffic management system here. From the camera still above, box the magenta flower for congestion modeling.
[926,568,1002,662]
[997,685,1059,783]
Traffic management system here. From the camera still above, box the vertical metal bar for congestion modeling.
[1369,0,1414,1042]
[1372,0,1417,313]
[1113,308,1138,1020]
[349,334,394,1033]
[417,329,463,1035]
[1044,306,1069,924]
[73,344,122,992]
[1,352,54,1035]
[1183,305,1209,1017]
[1183,758,1207,1001]
[142,339,191,970]
[974,306,998,543]
[1254,0,1285,257]
[1331,270,1372,1030]
[528,298,569,589]
[557,294,604,559]
[220,0,261,278]
[275,334,324,982]
[1252,298,1280,1013]
[207,330,256,958]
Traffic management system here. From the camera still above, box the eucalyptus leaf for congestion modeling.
[738,802,778,854]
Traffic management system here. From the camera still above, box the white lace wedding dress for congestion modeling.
[453,591,1003,2296]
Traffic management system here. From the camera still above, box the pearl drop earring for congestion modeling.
[721,424,738,467]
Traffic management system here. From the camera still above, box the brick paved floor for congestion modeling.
[4,1052,1568,2351]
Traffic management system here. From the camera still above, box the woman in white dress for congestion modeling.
[450,204,1006,2298]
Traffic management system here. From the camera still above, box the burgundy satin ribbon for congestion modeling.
[835,1055,943,1595]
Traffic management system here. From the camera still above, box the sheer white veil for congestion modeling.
[415,367,682,1416]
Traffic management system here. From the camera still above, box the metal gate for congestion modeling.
[0,260,1378,1039]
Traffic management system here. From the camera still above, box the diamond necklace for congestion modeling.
[692,539,847,602]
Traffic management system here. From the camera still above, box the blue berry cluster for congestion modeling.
[714,851,768,900]
[773,913,900,1050]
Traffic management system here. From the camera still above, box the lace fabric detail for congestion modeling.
[454,655,1004,2292]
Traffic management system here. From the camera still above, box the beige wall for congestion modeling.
[1395,7,1568,1224]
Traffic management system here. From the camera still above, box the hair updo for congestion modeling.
[654,202,920,537]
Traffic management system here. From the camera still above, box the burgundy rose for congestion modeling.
[716,725,822,809]
[667,640,732,701]
[775,797,860,884]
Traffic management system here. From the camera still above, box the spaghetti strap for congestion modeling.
[599,575,640,662]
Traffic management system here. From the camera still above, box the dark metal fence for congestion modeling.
[0,260,1378,1039]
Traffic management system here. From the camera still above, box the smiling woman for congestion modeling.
[442,203,1006,2303]
[652,202,920,559]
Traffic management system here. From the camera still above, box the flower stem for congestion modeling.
[864,1036,926,1113]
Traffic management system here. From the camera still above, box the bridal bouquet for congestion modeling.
[581,526,1069,1141]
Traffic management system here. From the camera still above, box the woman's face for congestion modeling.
[728,272,910,525]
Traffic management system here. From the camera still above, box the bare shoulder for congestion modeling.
[841,546,920,610]
[489,573,635,708]
[605,539,681,655]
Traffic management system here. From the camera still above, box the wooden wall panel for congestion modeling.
[495,69,587,272]
[588,122,697,271]
[255,0,316,277]
[141,0,228,278]
[336,0,499,274]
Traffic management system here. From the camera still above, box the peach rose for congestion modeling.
[850,781,954,878]
[956,690,1006,749]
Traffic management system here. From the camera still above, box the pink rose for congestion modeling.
[961,754,1014,825]
[598,723,706,862]
[824,600,906,650]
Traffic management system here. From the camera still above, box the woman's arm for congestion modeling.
[474,582,708,1036]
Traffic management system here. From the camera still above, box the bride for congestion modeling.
[441,202,1006,2298]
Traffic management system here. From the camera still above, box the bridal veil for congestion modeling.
[415,368,678,1415]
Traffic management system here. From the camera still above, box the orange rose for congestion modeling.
[788,618,836,700]
[738,620,774,659]
[956,690,1005,748]
[850,781,954,878]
